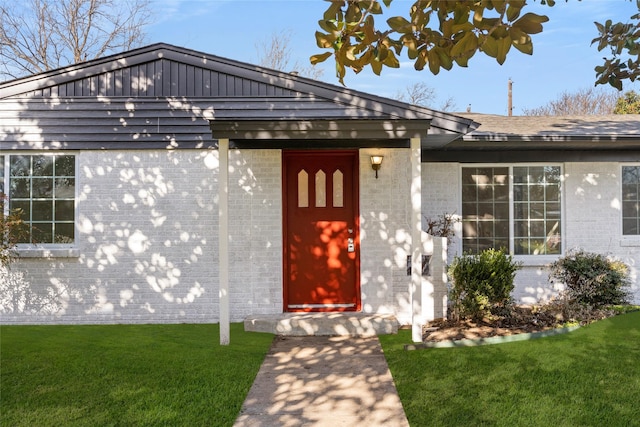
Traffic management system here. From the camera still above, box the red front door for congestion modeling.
[283,150,360,312]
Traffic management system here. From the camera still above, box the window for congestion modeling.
[461,165,562,256]
[622,165,640,235]
[2,154,76,244]
[461,167,509,253]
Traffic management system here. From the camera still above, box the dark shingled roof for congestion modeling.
[459,113,639,139]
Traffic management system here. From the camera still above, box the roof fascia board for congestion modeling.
[210,118,431,141]
[423,148,640,162]
[455,135,640,148]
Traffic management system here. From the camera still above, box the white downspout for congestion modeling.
[410,136,423,343]
[218,138,230,345]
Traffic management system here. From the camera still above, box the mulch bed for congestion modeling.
[422,304,615,342]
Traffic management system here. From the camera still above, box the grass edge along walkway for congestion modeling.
[380,311,640,427]
[0,323,274,427]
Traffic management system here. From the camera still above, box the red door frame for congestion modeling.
[282,150,361,312]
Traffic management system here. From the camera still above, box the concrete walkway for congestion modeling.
[233,336,410,427]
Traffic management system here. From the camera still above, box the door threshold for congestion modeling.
[287,303,356,309]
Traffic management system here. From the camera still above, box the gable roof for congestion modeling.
[0,43,477,150]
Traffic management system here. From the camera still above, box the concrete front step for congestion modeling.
[244,313,399,337]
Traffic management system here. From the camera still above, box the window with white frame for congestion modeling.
[461,165,562,256]
[622,165,640,235]
[1,154,76,244]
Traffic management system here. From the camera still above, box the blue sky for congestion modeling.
[146,0,640,115]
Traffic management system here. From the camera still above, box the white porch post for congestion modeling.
[410,137,423,343]
[218,138,230,345]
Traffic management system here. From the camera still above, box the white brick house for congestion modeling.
[1,44,639,334]
[424,114,640,306]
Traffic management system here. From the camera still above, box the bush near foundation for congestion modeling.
[448,248,522,321]
[0,194,30,267]
[549,250,631,307]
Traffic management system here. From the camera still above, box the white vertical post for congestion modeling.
[410,137,423,343]
[218,138,230,345]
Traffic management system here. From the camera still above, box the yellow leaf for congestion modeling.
[474,16,500,31]
[491,25,509,39]
[452,21,474,34]
[454,55,469,67]
[318,19,339,33]
[510,26,533,55]
[360,0,382,14]
[506,0,524,21]
[406,40,419,59]
[345,3,362,22]
[436,47,454,70]
[310,52,333,65]
[383,50,400,68]
[387,16,412,32]
[315,31,335,49]
[441,18,454,38]
[376,45,393,62]
[509,27,530,45]
[371,57,383,75]
[323,1,342,20]
[453,3,471,25]
[491,0,507,14]
[512,39,533,55]
[427,49,441,74]
[481,35,498,58]
[363,15,376,42]
[336,61,346,85]
[512,13,549,35]
[415,49,427,70]
[496,36,511,64]
[345,46,357,61]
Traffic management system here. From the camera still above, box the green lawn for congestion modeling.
[3,314,639,427]
[380,311,640,427]
[0,323,273,427]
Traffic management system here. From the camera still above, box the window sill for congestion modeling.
[621,238,640,247]
[16,247,80,258]
[514,255,560,267]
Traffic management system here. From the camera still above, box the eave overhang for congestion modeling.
[442,134,640,150]
[423,134,640,162]
[210,118,432,142]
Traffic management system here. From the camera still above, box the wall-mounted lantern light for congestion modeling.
[370,155,384,179]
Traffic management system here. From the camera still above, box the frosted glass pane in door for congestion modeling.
[315,170,326,207]
[333,170,343,207]
[298,170,308,207]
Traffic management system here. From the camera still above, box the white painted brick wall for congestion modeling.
[422,161,640,306]
[227,149,283,318]
[3,152,637,326]
[2,150,219,324]
[1,148,284,324]
[513,163,639,304]
[359,148,416,323]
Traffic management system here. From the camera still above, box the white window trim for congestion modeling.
[2,152,80,258]
[458,163,565,265]
[621,163,640,246]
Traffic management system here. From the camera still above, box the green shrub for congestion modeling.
[1,193,30,267]
[548,250,631,307]
[448,248,522,321]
